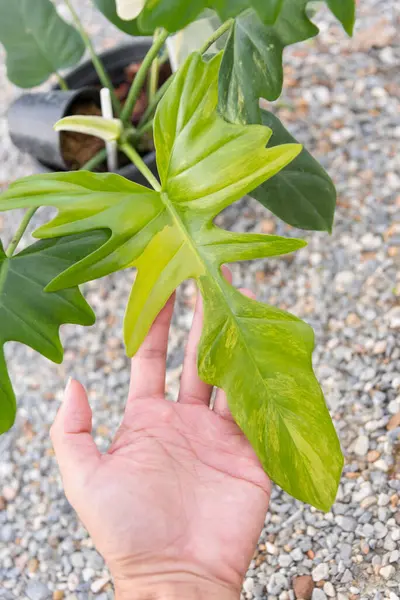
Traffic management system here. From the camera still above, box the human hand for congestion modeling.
[51,278,271,600]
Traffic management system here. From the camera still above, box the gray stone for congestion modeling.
[278,554,292,568]
[312,590,327,600]
[341,569,353,584]
[339,543,352,561]
[25,581,50,600]
[354,435,369,456]
[70,552,85,569]
[290,547,303,562]
[0,525,14,543]
[335,516,356,532]
[374,522,388,539]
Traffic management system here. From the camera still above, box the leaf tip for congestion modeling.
[54,116,122,142]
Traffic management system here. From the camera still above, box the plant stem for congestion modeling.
[80,147,108,171]
[120,143,161,192]
[56,73,69,90]
[138,75,173,127]
[135,118,154,138]
[148,30,161,104]
[6,208,38,258]
[63,0,121,116]
[121,29,169,124]
[199,18,234,54]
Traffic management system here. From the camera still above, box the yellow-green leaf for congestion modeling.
[0,52,343,509]
[55,116,123,142]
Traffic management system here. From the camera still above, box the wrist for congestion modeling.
[114,572,240,600]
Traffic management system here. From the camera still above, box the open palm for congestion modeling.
[51,285,271,599]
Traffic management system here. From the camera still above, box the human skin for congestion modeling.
[51,274,271,599]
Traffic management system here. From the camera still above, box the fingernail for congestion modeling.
[64,376,72,399]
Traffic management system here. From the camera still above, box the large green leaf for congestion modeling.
[0,0,85,88]
[251,0,284,24]
[219,3,318,124]
[218,0,355,124]
[251,110,336,231]
[0,52,343,509]
[0,232,106,434]
[326,0,356,36]
[120,0,283,33]
[138,0,206,33]
[93,0,142,35]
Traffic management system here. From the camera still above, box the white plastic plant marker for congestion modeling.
[116,0,145,20]
[100,88,118,172]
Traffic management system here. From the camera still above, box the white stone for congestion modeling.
[243,578,254,594]
[334,271,353,291]
[323,582,335,597]
[91,577,110,594]
[380,565,395,580]
[82,568,95,582]
[388,397,400,414]
[266,542,278,555]
[354,435,369,456]
[374,459,389,472]
[312,562,329,582]
[378,493,390,506]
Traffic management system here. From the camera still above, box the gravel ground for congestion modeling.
[0,1,399,599]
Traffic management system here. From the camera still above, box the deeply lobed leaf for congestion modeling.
[0,52,343,509]
[0,233,106,433]
[0,0,85,88]
[218,0,355,124]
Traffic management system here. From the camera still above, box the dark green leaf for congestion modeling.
[251,0,283,24]
[0,53,343,509]
[219,11,284,124]
[219,3,319,123]
[218,0,355,124]
[93,0,143,36]
[209,0,284,23]
[326,0,356,36]
[209,0,249,20]
[0,232,106,434]
[0,0,85,88]
[138,0,206,33]
[251,110,336,231]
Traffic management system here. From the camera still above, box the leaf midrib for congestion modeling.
[160,190,276,410]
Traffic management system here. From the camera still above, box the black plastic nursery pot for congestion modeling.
[8,39,158,187]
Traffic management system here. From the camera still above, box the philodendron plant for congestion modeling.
[0,0,357,511]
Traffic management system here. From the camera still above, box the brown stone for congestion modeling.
[0,496,6,511]
[367,450,381,463]
[28,558,39,573]
[53,592,64,600]
[292,575,314,599]
[261,219,276,234]
[387,412,400,431]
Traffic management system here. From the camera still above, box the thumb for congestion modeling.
[51,378,100,497]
